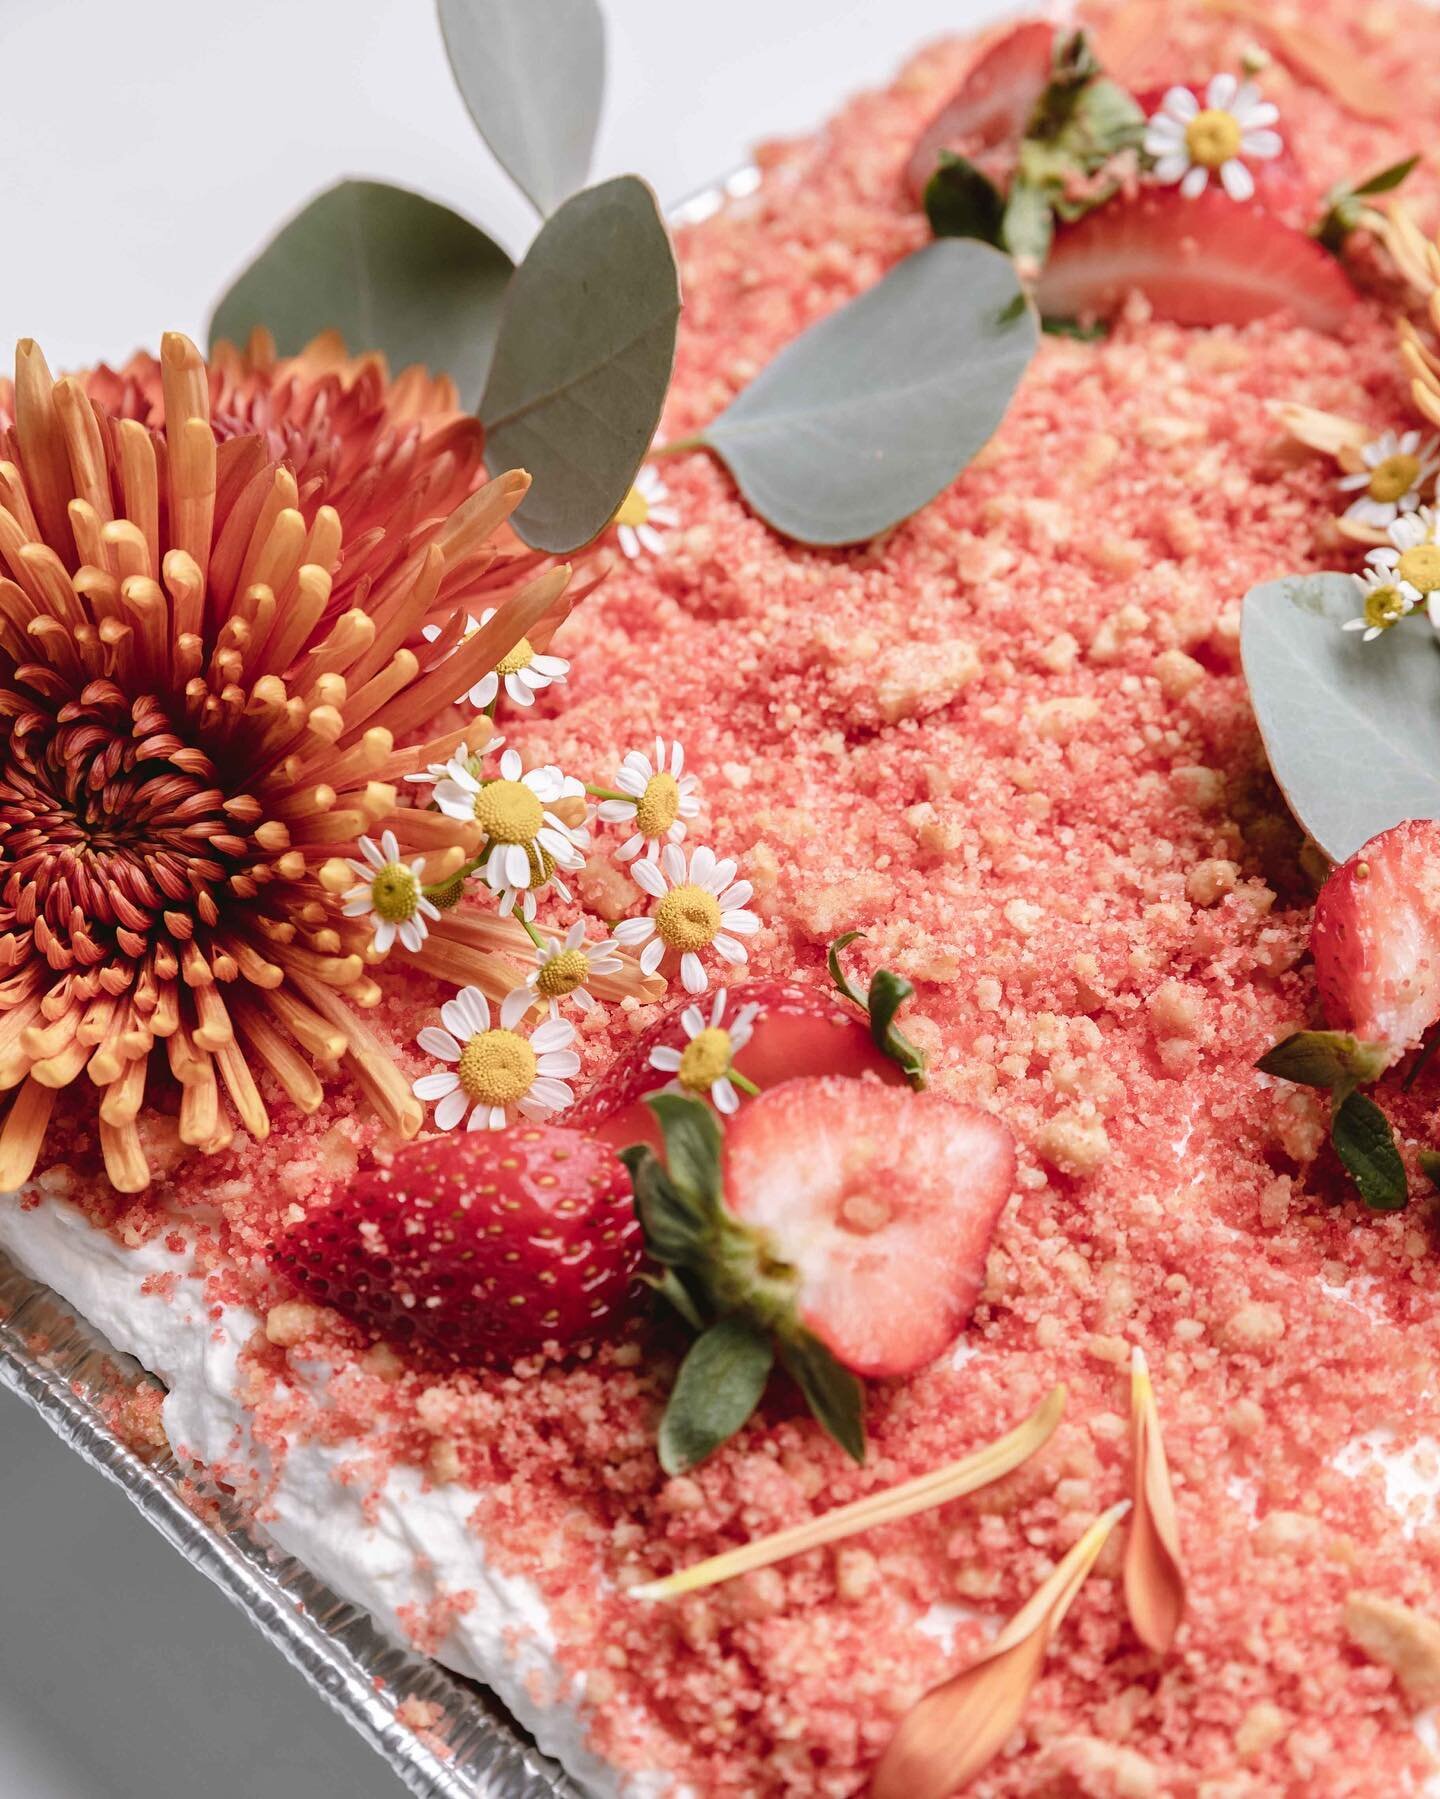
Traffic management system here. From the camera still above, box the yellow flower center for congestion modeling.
[472,778,544,844]
[613,485,650,529]
[1184,108,1243,169]
[635,772,681,839]
[456,1029,537,1105]
[1397,544,1440,594]
[1363,583,1409,631]
[655,884,721,952]
[535,948,590,998]
[1368,453,1422,504]
[369,862,420,923]
[426,872,466,911]
[495,636,535,677]
[678,1027,733,1093]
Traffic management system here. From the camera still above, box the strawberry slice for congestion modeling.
[1311,820,1440,1052]
[722,1077,1014,1378]
[1035,186,1357,331]
[274,1124,643,1363]
[905,22,1056,201]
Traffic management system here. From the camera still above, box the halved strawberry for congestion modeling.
[722,1077,1014,1378]
[273,1124,643,1363]
[1035,186,1357,331]
[1311,820,1440,1052]
[1132,85,1311,222]
[905,22,1056,202]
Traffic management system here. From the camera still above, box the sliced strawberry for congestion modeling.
[1311,820,1440,1052]
[722,1077,1014,1378]
[1132,85,1311,222]
[1035,186,1357,331]
[905,23,1056,201]
[274,1124,643,1363]
[575,979,905,1153]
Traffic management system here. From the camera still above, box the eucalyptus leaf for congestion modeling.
[437,0,605,217]
[779,1332,866,1464]
[209,180,513,407]
[658,1315,774,1474]
[1240,572,1440,862]
[481,175,680,553]
[1331,1090,1408,1211]
[694,240,1037,546]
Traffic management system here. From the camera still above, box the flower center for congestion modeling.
[472,778,544,844]
[613,485,650,529]
[1397,544,1440,594]
[535,948,590,997]
[369,862,420,922]
[635,772,681,838]
[427,871,467,911]
[1184,109,1243,169]
[1363,583,1410,630]
[678,1027,733,1092]
[1369,453,1422,504]
[456,1029,537,1105]
[655,884,721,952]
[495,636,535,677]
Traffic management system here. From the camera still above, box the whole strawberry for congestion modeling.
[274,1124,644,1363]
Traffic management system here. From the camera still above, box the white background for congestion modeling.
[0,0,1004,1792]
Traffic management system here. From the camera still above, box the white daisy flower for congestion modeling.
[1343,567,1415,642]
[613,844,760,995]
[411,986,580,1132]
[648,989,760,1115]
[422,608,569,711]
[1338,430,1439,530]
[596,737,702,862]
[525,919,624,1017]
[613,466,680,560]
[1144,75,1282,202]
[433,747,586,896]
[340,830,441,954]
[1365,507,1440,624]
[403,737,500,791]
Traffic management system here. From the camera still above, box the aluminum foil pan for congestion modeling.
[0,166,761,1799]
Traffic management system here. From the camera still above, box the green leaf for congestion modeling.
[642,1266,709,1333]
[1331,1090,1408,1211]
[658,1315,774,1473]
[646,1094,725,1216]
[437,0,605,217]
[825,934,929,1088]
[480,175,681,553]
[1002,180,1055,265]
[619,1145,713,1269]
[924,153,1005,247]
[695,241,1036,546]
[1257,1030,1393,1091]
[1240,572,1440,862]
[1315,155,1420,255]
[1418,1147,1440,1190]
[779,1332,866,1464]
[826,930,869,1009]
[209,180,513,409]
[1351,154,1421,198]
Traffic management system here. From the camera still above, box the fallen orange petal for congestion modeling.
[1204,0,1392,121]
[1123,1346,1186,1654]
[870,1501,1129,1799]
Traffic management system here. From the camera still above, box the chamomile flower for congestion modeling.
[1343,567,1415,641]
[613,466,679,559]
[412,986,580,1132]
[404,737,499,790]
[648,989,760,1115]
[1144,75,1281,202]
[433,748,586,895]
[422,609,569,711]
[525,920,624,1017]
[597,738,701,862]
[1365,507,1440,623]
[340,830,440,954]
[614,844,759,995]
[1338,430,1439,530]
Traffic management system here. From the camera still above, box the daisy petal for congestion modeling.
[680,952,709,994]
[413,1071,460,1101]
[434,1086,469,1131]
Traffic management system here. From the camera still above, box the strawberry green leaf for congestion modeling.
[658,1314,775,1474]
[1257,1030,1393,1092]
[779,1332,866,1464]
[826,931,869,1009]
[1331,1090,1408,1211]
[1418,1147,1440,1190]
[1240,572,1440,862]
[925,153,1006,247]
[645,1093,725,1216]
[642,1266,709,1334]
[437,0,605,217]
[826,933,929,1089]
[1001,179,1055,264]
[621,1145,713,1268]
[1315,154,1419,254]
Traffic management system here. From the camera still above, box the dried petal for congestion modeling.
[871,1501,1130,1799]
[631,1384,1066,1602]
[1124,1345,1185,1654]
[1205,0,1391,121]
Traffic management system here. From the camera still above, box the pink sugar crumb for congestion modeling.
[395,1590,477,1659]
[395,1696,453,1759]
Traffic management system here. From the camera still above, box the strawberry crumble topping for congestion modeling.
[13,1,1440,1794]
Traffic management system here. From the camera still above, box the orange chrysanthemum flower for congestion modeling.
[0,330,587,1195]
